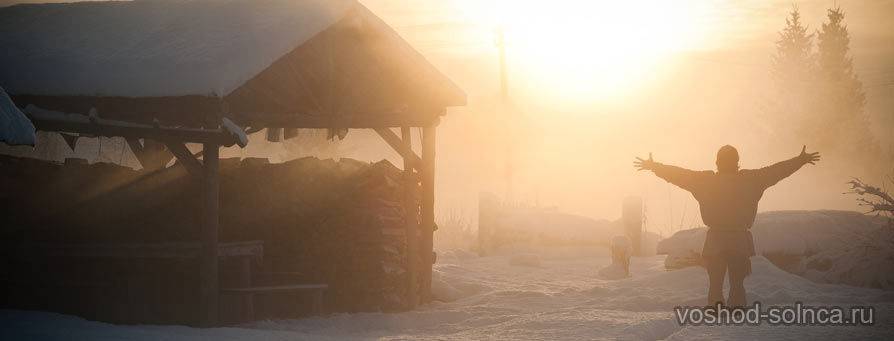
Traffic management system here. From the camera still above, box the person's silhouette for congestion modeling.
[634,145,820,309]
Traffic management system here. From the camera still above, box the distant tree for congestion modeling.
[772,6,814,94]
[816,7,863,97]
[768,6,815,135]
[812,6,873,154]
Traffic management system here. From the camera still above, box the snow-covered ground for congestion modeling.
[658,210,894,290]
[3,247,892,340]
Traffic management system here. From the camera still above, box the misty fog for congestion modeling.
[2,0,891,239]
[343,0,894,238]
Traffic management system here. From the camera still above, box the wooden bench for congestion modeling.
[221,284,327,322]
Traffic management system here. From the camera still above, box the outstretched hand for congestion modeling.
[634,152,656,171]
[799,145,821,165]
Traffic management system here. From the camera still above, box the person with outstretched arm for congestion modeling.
[633,145,820,309]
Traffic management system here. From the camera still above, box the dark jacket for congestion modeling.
[651,156,806,257]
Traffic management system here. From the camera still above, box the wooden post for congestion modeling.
[401,126,418,309]
[200,143,220,327]
[622,196,643,256]
[478,192,499,257]
[419,124,436,303]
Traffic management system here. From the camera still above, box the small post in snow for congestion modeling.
[622,196,643,256]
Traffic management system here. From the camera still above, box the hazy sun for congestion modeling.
[475,0,710,106]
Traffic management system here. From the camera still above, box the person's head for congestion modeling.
[716,145,739,173]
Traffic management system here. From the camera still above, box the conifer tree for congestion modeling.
[770,6,815,131]
[813,6,870,151]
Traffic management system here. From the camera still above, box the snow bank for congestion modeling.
[0,0,353,97]
[493,244,611,261]
[430,270,465,302]
[486,205,662,257]
[497,206,621,246]
[596,263,628,280]
[509,253,542,267]
[656,227,706,270]
[438,249,478,261]
[657,210,894,289]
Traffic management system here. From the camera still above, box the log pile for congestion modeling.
[0,154,421,313]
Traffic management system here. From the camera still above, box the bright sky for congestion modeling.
[361,0,894,108]
[365,0,715,106]
[357,0,894,232]
[3,0,890,108]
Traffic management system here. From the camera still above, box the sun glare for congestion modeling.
[476,0,710,106]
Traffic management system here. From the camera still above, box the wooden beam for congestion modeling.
[25,106,246,147]
[200,143,220,327]
[232,111,444,129]
[374,128,421,171]
[125,138,151,168]
[10,93,223,128]
[165,142,203,179]
[401,126,418,309]
[419,124,436,303]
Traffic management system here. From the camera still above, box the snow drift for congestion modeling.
[657,210,894,289]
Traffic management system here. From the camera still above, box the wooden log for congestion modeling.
[419,124,436,303]
[200,143,220,327]
[401,126,417,309]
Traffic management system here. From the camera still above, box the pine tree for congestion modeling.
[772,6,814,92]
[770,6,815,130]
[813,6,870,152]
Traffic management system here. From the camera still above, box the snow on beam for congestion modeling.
[24,105,248,148]
[0,87,36,146]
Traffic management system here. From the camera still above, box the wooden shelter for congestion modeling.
[0,0,464,326]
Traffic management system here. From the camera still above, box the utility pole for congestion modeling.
[496,23,508,108]
[495,21,512,203]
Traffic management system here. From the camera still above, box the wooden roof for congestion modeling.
[0,0,465,129]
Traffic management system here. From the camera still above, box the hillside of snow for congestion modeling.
[657,210,894,290]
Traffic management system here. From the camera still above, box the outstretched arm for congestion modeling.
[634,153,704,192]
[755,145,820,188]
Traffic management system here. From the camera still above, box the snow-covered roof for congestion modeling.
[0,0,353,98]
[0,87,35,146]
